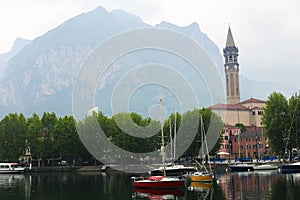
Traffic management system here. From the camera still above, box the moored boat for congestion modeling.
[281,162,300,173]
[190,171,213,182]
[190,115,214,182]
[228,163,254,172]
[150,164,196,176]
[131,176,186,189]
[189,181,213,191]
[253,164,278,171]
[0,163,27,174]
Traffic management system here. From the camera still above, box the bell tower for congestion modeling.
[224,26,240,104]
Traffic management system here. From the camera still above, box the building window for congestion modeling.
[258,111,263,115]
[224,136,228,140]
[246,137,251,141]
[253,145,257,149]
[240,145,243,150]
[252,111,256,115]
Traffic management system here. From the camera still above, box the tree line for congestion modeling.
[0,108,224,167]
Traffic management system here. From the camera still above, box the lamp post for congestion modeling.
[246,144,248,158]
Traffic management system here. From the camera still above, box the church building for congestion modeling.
[209,26,268,158]
[209,26,266,128]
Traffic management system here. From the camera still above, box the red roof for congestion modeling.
[208,103,250,111]
[238,98,266,104]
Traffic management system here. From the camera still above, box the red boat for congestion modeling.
[132,176,186,189]
[134,187,185,196]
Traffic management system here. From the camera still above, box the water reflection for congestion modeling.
[132,188,185,199]
[0,174,31,200]
[218,171,279,199]
[271,173,300,200]
[1,171,300,199]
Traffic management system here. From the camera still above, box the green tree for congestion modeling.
[262,92,289,155]
[287,94,300,150]
[41,112,58,164]
[0,113,27,161]
[111,112,160,153]
[235,123,246,133]
[26,113,44,166]
[53,116,82,163]
[179,108,223,159]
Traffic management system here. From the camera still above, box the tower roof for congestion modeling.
[225,25,236,47]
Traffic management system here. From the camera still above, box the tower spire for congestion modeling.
[223,25,240,104]
[226,25,236,47]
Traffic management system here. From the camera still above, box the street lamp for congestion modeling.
[246,144,248,158]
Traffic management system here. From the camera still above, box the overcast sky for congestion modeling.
[0,0,299,91]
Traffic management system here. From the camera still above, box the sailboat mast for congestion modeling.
[200,114,212,173]
[169,119,173,161]
[159,99,166,176]
[174,110,177,160]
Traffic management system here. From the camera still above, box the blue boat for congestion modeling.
[281,162,300,173]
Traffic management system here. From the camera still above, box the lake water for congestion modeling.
[1,170,300,199]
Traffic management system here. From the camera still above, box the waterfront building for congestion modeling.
[209,26,268,158]
[209,26,266,127]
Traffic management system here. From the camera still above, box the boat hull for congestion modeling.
[228,164,254,172]
[0,163,26,174]
[190,174,213,182]
[253,164,278,171]
[133,180,185,189]
[0,170,25,174]
[282,162,300,173]
[190,181,213,190]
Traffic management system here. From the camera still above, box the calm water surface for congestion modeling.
[1,170,300,199]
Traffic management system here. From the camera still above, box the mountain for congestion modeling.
[0,6,295,118]
[0,38,31,78]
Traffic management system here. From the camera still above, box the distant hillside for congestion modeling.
[0,38,30,78]
[0,6,295,118]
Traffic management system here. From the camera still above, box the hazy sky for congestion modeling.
[1,0,299,90]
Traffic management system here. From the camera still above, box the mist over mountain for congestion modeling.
[0,6,294,118]
[0,38,31,78]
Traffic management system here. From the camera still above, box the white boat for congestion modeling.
[253,164,278,171]
[0,163,26,174]
[228,163,254,172]
[150,164,196,176]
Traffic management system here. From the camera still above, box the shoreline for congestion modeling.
[27,161,283,174]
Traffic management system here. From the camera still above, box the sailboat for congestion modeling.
[149,110,197,176]
[132,100,186,189]
[190,114,214,182]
